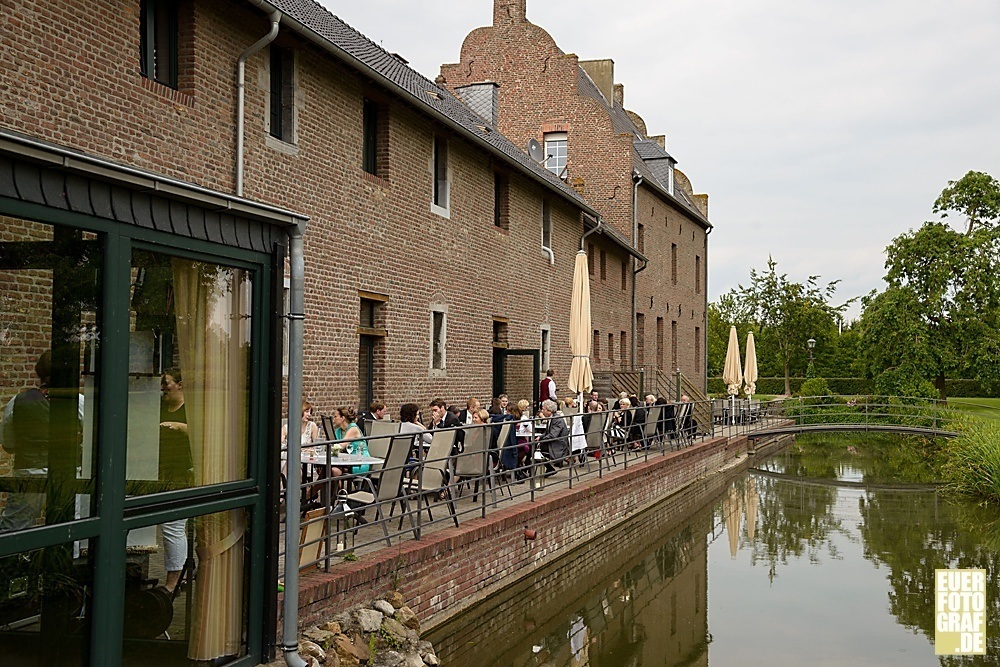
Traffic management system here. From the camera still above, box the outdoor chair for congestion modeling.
[642,405,663,451]
[320,415,335,441]
[712,399,726,425]
[401,428,459,528]
[365,419,400,459]
[583,410,609,473]
[673,402,694,447]
[346,433,415,546]
[454,425,507,503]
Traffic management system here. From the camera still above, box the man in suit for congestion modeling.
[458,397,481,426]
[358,400,387,436]
[537,399,570,472]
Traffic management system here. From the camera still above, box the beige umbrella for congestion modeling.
[567,250,593,396]
[722,326,743,424]
[744,331,758,400]
[723,483,741,558]
[744,475,759,541]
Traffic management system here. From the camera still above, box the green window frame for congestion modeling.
[0,198,276,667]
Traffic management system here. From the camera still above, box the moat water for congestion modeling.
[428,435,999,666]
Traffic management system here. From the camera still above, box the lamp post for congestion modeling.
[807,338,816,363]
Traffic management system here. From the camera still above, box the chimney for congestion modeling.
[613,83,624,107]
[494,0,526,25]
[579,59,615,104]
[649,134,666,150]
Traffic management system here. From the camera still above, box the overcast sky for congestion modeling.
[320,0,1000,319]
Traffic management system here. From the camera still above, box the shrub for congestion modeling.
[799,377,830,397]
[941,420,1000,504]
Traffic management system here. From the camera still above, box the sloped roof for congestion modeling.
[252,0,596,216]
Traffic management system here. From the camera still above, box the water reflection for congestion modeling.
[431,435,999,665]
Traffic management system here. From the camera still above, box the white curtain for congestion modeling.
[172,258,250,660]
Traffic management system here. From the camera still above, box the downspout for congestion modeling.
[236,9,281,196]
[704,224,712,395]
[631,172,646,371]
[282,221,308,667]
[581,214,603,250]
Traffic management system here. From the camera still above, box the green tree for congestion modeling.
[720,258,846,395]
[933,170,1000,235]
[862,171,1000,398]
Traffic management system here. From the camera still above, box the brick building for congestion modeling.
[440,0,712,390]
[0,0,646,663]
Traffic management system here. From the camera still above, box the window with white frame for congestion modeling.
[543,132,567,178]
[432,136,450,216]
[540,326,551,371]
[430,306,447,374]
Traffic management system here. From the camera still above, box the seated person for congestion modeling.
[536,399,570,472]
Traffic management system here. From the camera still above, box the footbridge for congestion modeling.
[719,396,991,441]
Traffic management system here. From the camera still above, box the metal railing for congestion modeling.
[281,401,720,573]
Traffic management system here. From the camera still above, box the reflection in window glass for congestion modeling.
[0,216,101,535]
[0,540,93,665]
[126,250,252,496]
[123,507,249,664]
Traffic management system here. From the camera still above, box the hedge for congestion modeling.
[707,377,998,398]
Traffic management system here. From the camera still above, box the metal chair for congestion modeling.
[402,428,459,528]
[642,404,663,451]
[346,434,415,546]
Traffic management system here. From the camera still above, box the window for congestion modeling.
[587,243,595,275]
[430,307,447,373]
[139,0,178,88]
[269,47,295,142]
[541,200,552,249]
[540,327,551,371]
[362,98,381,176]
[620,331,627,367]
[637,223,645,254]
[656,316,664,370]
[543,132,567,178]
[493,318,509,347]
[494,172,509,229]
[636,313,645,366]
[695,255,702,293]
[432,136,450,214]
[600,249,607,280]
[695,326,702,372]
[671,243,678,285]
[593,330,601,361]
[608,332,614,364]
[620,258,627,290]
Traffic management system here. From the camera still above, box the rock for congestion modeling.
[381,617,409,644]
[394,606,420,632]
[333,634,365,666]
[385,590,405,609]
[305,657,320,667]
[372,650,406,667]
[299,640,326,663]
[319,620,342,635]
[415,641,434,657]
[373,599,396,616]
[302,626,335,648]
[423,651,440,666]
[355,608,384,633]
[404,653,424,667]
[350,633,370,663]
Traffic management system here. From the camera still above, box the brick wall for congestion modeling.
[0,0,635,414]
[292,434,749,630]
[439,1,709,390]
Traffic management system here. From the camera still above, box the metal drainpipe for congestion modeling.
[236,9,281,196]
[580,214,603,250]
[631,173,644,372]
[282,221,308,667]
[704,225,713,394]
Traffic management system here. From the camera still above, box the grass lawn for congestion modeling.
[948,398,1000,421]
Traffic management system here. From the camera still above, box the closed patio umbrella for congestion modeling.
[744,331,758,401]
[744,475,759,541]
[723,483,741,558]
[722,326,743,424]
[567,250,593,397]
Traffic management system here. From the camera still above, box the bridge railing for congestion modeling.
[740,395,990,437]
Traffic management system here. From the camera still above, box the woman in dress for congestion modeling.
[331,405,371,475]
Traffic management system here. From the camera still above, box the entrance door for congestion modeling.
[492,349,540,408]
